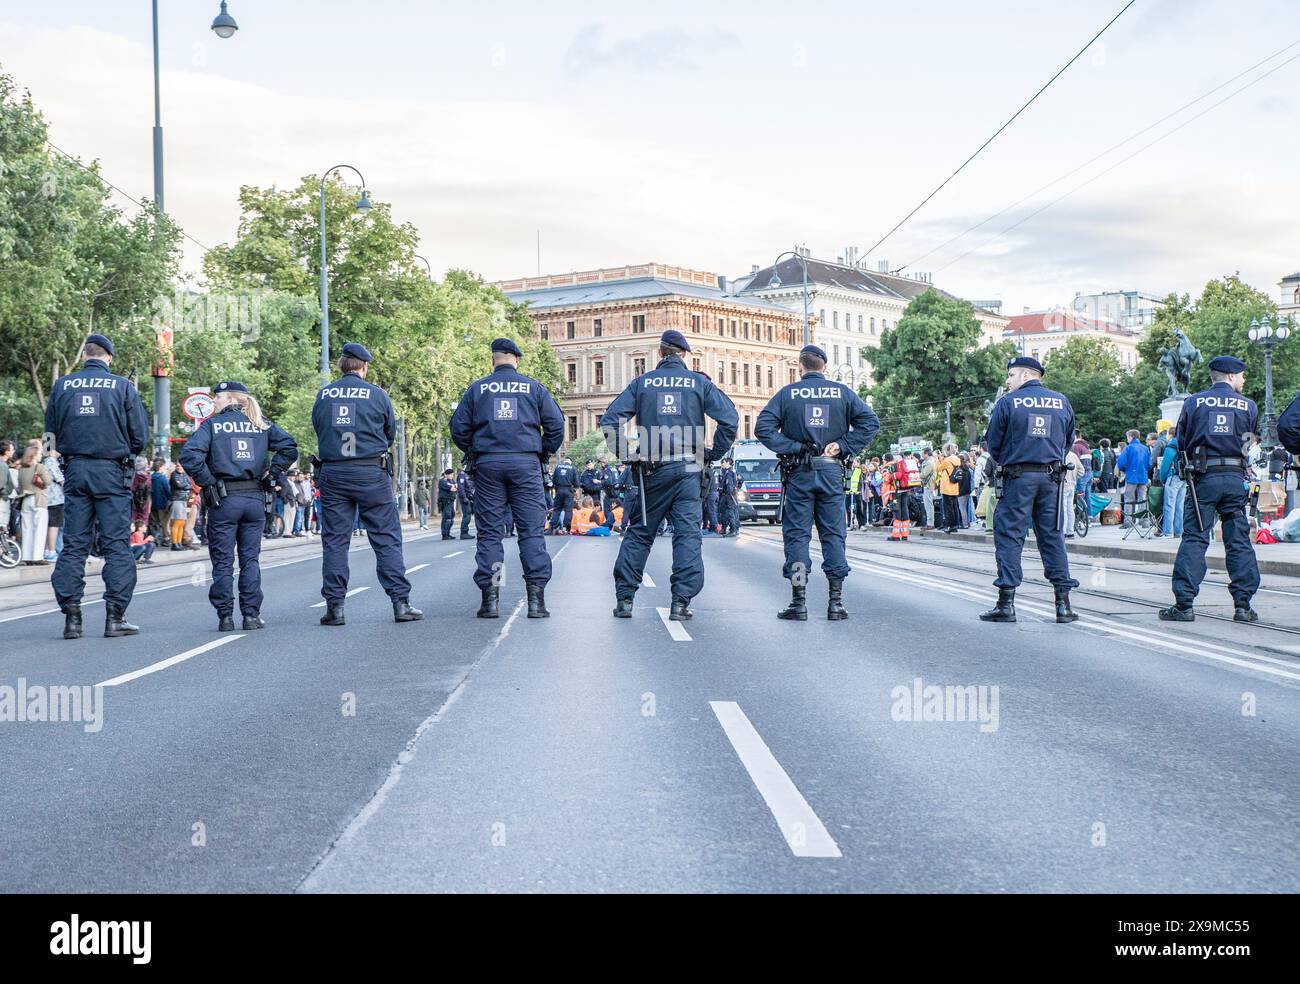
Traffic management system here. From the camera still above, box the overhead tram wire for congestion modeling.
[854,0,1136,263]
[933,49,1300,274]
[900,37,1300,273]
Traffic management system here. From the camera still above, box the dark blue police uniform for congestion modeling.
[703,467,720,532]
[311,343,417,621]
[600,332,738,617]
[456,468,475,537]
[550,461,578,532]
[1279,391,1300,456]
[450,343,564,610]
[1165,368,1260,616]
[717,466,739,535]
[47,345,149,637]
[179,390,297,627]
[437,475,457,538]
[983,370,1079,608]
[755,366,880,612]
[599,463,619,529]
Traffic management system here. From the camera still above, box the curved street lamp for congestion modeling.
[319,164,372,381]
[210,1,239,38]
[765,250,811,346]
[414,254,433,281]
[1248,313,1292,449]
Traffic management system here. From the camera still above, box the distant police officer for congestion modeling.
[755,344,880,621]
[549,456,578,533]
[1160,355,1261,622]
[1278,387,1300,459]
[47,334,150,640]
[702,464,720,535]
[600,330,738,621]
[179,381,298,631]
[456,463,475,538]
[437,469,457,539]
[981,355,1080,624]
[717,459,739,535]
[450,337,564,619]
[312,342,423,625]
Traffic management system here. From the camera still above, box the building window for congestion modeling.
[566,362,577,385]
[870,318,875,334]
[882,319,889,331]
[767,366,774,389]
[789,368,797,384]
[743,321,750,339]
[567,416,577,441]
[632,314,646,334]
[594,361,605,387]
[788,328,797,346]
[691,314,701,333]
[846,346,853,367]
[819,309,826,328]
[541,323,549,340]
[744,414,752,439]
[718,317,725,335]
[833,311,839,330]
[692,357,701,372]
[730,319,737,338]
[730,363,738,386]
[766,324,773,343]
[858,315,864,332]
[566,321,575,340]
[593,318,602,338]
[633,357,645,377]
[743,364,750,386]
[833,344,839,365]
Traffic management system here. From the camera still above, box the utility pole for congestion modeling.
[945,400,952,442]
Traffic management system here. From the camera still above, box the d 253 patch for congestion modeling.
[805,403,830,428]
[494,397,517,421]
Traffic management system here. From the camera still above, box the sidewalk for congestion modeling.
[853,521,1300,577]
[0,519,429,591]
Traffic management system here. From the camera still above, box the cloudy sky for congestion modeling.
[3,0,1298,312]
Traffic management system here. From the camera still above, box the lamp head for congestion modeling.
[211,1,238,39]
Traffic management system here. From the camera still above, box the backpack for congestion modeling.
[132,476,151,512]
[949,464,966,487]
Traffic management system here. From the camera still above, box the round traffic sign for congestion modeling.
[183,391,215,422]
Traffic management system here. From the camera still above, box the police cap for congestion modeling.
[342,342,373,363]
[1007,355,1044,374]
[213,380,249,394]
[85,333,115,357]
[800,344,828,363]
[491,337,522,357]
[1208,355,1246,374]
[659,330,691,353]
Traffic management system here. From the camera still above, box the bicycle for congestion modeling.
[1073,490,1090,539]
[0,528,19,569]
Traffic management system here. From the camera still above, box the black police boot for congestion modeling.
[393,598,424,622]
[613,597,634,618]
[61,603,82,640]
[477,586,500,619]
[669,597,693,621]
[777,583,807,621]
[827,579,848,621]
[526,584,550,618]
[319,603,346,627]
[218,613,235,632]
[1158,603,1194,622]
[104,604,140,638]
[979,589,1016,623]
[1054,586,1079,624]
[1234,605,1259,623]
[242,614,265,630]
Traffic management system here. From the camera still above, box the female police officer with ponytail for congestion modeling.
[180,381,298,631]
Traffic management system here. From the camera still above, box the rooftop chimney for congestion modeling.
[717,275,728,293]
[878,260,890,273]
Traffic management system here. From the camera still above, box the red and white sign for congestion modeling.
[183,389,215,422]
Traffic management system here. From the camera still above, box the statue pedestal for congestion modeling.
[1160,395,1188,430]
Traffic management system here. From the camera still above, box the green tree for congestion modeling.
[1043,335,1122,379]
[568,429,612,464]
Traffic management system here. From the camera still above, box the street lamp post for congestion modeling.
[1248,313,1291,450]
[414,254,433,280]
[149,0,239,459]
[318,165,373,382]
[766,250,811,346]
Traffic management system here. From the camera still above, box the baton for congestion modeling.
[636,462,648,528]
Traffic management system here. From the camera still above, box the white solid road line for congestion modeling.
[443,551,464,558]
[642,573,656,588]
[310,586,370,608]
[656,607,692,641]
[709,701,842,859]
[405,564,429,575]
[96,635,244,689]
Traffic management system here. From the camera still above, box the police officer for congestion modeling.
[312,342,423,625]
[47,333,150,640]
[549,455,578,533]
[980,355,1080,624]
[580,459,603,502]
[456,463,475,538]
[451,337,564,618]
[616,462,637,534]
[702,463,720,535]
[437,469,457,539]
[600,329,738,621]
[599,459,619,530]
[717,459,739,535]
[179,381,298,631]
[756,344,880,621]
[1160,355,1261,622]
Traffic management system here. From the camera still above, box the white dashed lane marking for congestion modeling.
[655,607,692,642]
[405,564,429,575]
[310,586,370,608]
[443,551,464,559]
[96,636,245,689]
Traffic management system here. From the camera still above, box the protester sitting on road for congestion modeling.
[130,521,156,565]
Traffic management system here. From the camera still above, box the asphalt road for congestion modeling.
[1,524,1297,893]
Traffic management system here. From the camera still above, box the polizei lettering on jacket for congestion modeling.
[642,376,697,388]
[62,377,118,390]
[1011,396,1064,410]
[211,420,261,434]
[1195,395,1250,411]
[318,386,370,399]
[790,386,841,399]
[479,380,531,394]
